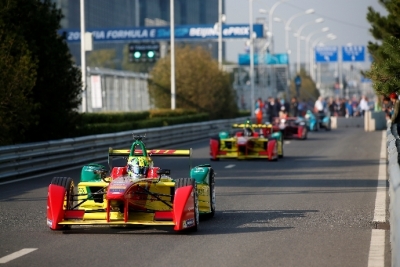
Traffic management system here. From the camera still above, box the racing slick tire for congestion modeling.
[175,178,199,232]
[51,177,75,210]
[301,127,308,140]
[278,140,284,158]
[201,168,216,219]
[50,177,76,230]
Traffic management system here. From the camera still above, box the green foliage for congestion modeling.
[0,3,38,145]
[289,69,320,101]
[148,45,238,120]
[87,49,117,69]
[81,111,150,124]
[76,112,209,136]
[365,0,400,96]
[0,0,82,144]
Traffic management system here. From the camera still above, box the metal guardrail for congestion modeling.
[0,118,246,181]
[387,122,400,267]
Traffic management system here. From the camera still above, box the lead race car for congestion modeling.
[210,120,283,161]
[47,135,215,232]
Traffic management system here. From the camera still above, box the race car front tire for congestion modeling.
[50,177,75,211]
[201,168,216,219]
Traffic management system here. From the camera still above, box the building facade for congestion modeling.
[52,0,225,69]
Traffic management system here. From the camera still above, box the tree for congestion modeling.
[289,69,320,101]
[148,45,238,119]
[1,0,82,143]
[0,9,38,145]
[364,0,400,96]
[87,49,117,69]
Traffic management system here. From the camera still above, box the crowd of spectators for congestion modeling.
[254,94,393,123]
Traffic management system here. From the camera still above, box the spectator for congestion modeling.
[337,98,347,117]
[255,97,264,124]
[346,99,354,117]
[266,97,280,123]
[314,96,325,120]
[359,95,370,117]
[290,97,299,117]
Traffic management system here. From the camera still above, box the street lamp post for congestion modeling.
[249,0,255,118]
[80,0,86,112]
[305,27,329,74]
[218,0,222,69]
[170,0,176,110]
[296,18,324,74]
[283,8,314,54]
[311,34,337,86]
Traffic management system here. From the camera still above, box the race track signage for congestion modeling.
[61,24,264,42]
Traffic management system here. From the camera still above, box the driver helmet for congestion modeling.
[127,156,149,179]
[244,127,253,137]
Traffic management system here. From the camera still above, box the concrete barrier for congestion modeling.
[330,111,386,131]
[331,116,364,129]
[365,111,387,132]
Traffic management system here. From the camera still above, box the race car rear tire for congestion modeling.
[50,177,75,211]
[175,178,198,232]
[278,140,284,158]
[301,128,308,140]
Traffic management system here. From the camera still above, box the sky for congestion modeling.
[224,0,387,66]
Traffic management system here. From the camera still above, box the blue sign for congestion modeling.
[61,24,264,42]
[238,53,289,66]
[342,45,365,62]
[315,46,338,63]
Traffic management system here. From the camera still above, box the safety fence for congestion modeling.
[83,68,152,113]
[387,122,400,266]
[0,118,246,182]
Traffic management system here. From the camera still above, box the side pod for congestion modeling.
[173,185,196,231]
[47,184,66,230]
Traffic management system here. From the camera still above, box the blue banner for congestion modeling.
[61,24,264,43]
[238,53,289,66]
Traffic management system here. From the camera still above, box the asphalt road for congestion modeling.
[0,128,390,267]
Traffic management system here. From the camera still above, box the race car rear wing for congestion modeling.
[232,123,273,129]
[108,148,192,171]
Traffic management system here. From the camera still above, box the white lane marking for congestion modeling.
[374,131,387,223]
[367,130,387,267]
[0,248,37,264]
[368,230,385,267]
[225,164,235,169]
[284,141,291,145]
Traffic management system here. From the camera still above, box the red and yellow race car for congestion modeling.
[210,120,283,161]
[47,135,215,232]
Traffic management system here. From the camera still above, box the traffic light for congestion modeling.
[129,43,160,63]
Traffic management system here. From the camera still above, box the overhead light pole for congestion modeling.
[170,0,175,110]
[218,0,223,69]
[305,27,329,74]
[249,0,255,118]
[283,8,314,54]
[80,0,86,112]
[296,18,324,74]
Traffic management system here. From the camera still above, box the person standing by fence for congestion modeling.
[255,97,264,124]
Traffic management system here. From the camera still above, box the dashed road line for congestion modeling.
[225,164,235,169]
[0,248,37,264]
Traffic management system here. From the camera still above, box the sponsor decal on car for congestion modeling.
[47,219,53,227]
[197,187,209,196]
[183,218,195,228]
